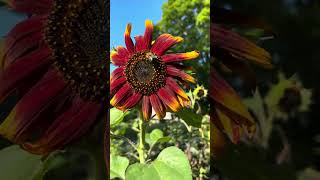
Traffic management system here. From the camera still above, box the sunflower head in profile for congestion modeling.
[110,20,199,120]
[0,0,108,155]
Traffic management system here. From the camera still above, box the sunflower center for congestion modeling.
[125,51,166,96]
[45,0,108,101]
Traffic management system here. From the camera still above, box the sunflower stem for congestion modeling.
[137,116,146,164]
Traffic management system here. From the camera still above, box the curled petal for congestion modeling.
[157,86,180,112]
[9,0,53,14]
[119,92,142,110]
[212,25,272,69]
[150,94,165,119]
[167,65,196,83]
[166,77,189,99]
[162,51,200,63]
[143,20,153,49]
[151,34,183,56]
[110,46,129,66]
[124,23,134,53]
[177,95,191,108]
[110,83,132,107]
[142,96,151,121]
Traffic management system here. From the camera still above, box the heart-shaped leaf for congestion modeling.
[176,108,202,128]
[126,146,192,180]
[110,154,129,179]
[110,108,129,128]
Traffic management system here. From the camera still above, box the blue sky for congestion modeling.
[0,7,25,36]
[110,0,167,71]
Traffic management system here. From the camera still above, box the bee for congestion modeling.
[145,52,158,62]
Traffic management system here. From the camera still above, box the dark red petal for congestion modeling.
[166,77,189,99]
[110,83,132,107]
[110,46,129,66]
[5,31,45,65]
[0,46,51,103]
[110,76,126,94]
[119,92,142,110]
[10,0,53,14]
[134,35,145,52]
[142,96,151,121]
[143,20,153,49]
[3,15,46,67]
[166,65,196,83]
[23,97,102,154]
[151,34,183,56]
[110,67,124,82]
[124,23,134,54]
[149,94,165,119]
[157,86,180,112]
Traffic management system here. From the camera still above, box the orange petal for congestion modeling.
[124,23,134,53]
[142,96,152,121]
[162,51,200,63]
[151,34,183,56]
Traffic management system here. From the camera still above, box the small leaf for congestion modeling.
[126,146,192,180]
[110,108,129,128]
[146,129,163,146]
[110,154,129,179]
[176,108,202,128]
[0,145,42,180]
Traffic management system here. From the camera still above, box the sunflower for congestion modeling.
[210,7,273,143]
[0,0,108,155]
[110,20,199,120]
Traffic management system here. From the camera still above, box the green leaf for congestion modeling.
[110,154,129,179]
[126,146,192,180]
[0,145,42,180]
[110,107,129,128]
[176,108,202,128]
[146,129,163,146]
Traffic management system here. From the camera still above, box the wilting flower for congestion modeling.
[110,20,199,120]
[0,0,108,155]
[210,7,273,143]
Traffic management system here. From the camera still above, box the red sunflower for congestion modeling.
[0,0,108,155]
[110,20,199,120]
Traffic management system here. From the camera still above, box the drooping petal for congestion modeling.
[119,92,142,110]
[110,83,132,107]
[142,96,151,121]
[124,23,134,54]
[177,95,191,108]
[110,67,124,82]
[143,20,153,49]
[212,25,272,69]
[151,34,183,56]
[167,65,196,83]
[110,46,129,66]
[0,46,51,103]
[0,68,67,142]
[22,97,102,155]
[162,51,200,63]
[157,86,180,112]
[149,94,165,119]
[9,0,53,14]
[166,77,189,99]
[110,76,126,94]
[210,68,255,129]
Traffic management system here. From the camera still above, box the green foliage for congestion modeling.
[176,108,203,128]
[0,145,41,180]
[126,146,192,180]
[110,108,129,128]
[110,155,129,179]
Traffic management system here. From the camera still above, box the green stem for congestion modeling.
[137,117,146,164]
